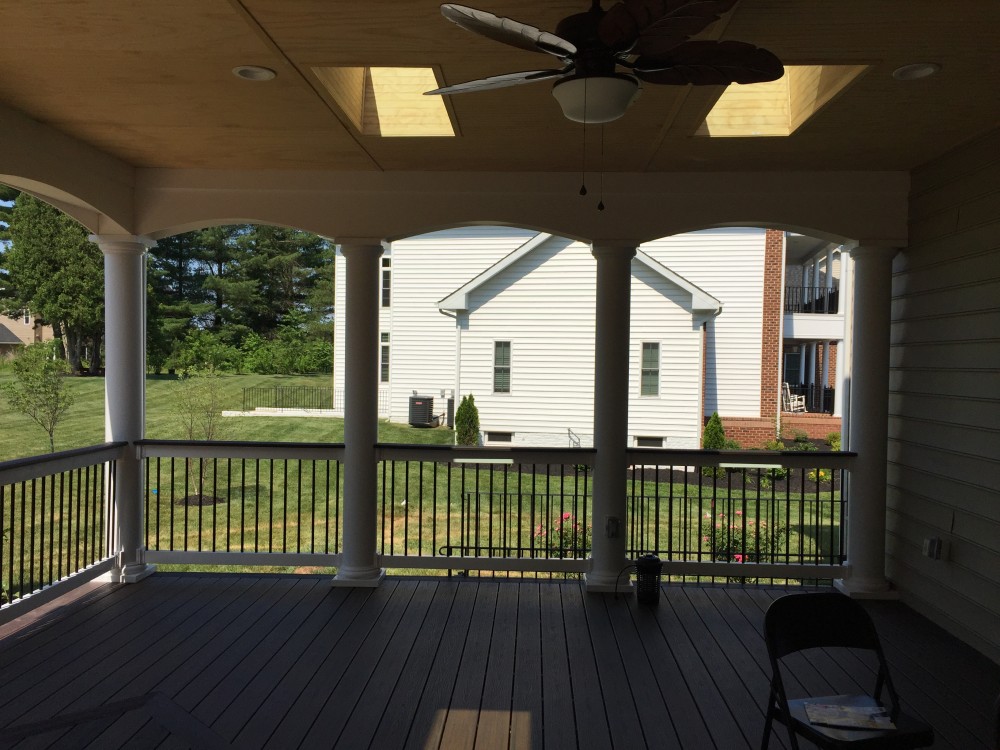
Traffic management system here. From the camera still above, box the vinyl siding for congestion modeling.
[459,237,705,447]
[641,229,767,417]
[890,126,1000,664]
[629,263,704,447]
[461,237,597,445]
[334,227,537,422]
[334,226,768,449]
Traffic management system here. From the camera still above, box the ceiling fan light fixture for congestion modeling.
[891,62,941,81]
[551,74,640,124]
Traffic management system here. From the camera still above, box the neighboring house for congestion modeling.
[333,227,845,448]
[0,310,52,358]
[781,235,847,437]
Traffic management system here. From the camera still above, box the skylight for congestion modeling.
[696,65,868,137]
[312,66,455,137]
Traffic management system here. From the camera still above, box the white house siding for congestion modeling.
[889,128,1000,664]
[640,229,767,418]
[335,226,767,450]
[628,262,705,448]
[457,237,705,448]
[460,237,597,447]
[333,227,538,422]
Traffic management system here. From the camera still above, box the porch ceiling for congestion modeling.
[1,1,997,176]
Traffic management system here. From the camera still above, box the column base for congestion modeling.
[585,570,634,594]
[834,577,899,600]
[118,563,157,584]
[331,568,386,588]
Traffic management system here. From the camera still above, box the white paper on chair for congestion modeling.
[804,702,896,730]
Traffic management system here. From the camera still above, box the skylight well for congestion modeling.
[697,65,868,137]
[312,66,455,137]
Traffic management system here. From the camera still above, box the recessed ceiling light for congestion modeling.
[232,65,277,82]
[891,63,941,81]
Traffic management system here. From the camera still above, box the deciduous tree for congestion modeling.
[2,194,104,374]
[1,342,74,452]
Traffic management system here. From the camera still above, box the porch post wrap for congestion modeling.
[836,244,898,598]
[90,234,157,583]
[333,239,386,587]
[586,241,638,592]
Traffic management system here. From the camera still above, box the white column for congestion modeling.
[835,245,898,598]
[821,340,831,409]
[333,240,386,587]
[835,250,854,424]
[91,234,156,583]
[586,241,637,592]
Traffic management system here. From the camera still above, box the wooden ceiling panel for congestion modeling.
[1,0,998,174]
[37,124,379,171]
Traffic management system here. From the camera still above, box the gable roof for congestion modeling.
[633,250,722,313]
[0,324,23,345]
[438,234,722,314]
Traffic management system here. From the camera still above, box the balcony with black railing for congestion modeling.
[784,383,835,413]
[784,285,840,313]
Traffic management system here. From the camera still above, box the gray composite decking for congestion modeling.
[0,574,996,749]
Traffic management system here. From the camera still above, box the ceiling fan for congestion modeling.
[426,0,784,123]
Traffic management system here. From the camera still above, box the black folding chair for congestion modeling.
[761,592,934,749]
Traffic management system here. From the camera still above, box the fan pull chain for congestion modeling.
[597,125,605,211]
[579,81,588,196]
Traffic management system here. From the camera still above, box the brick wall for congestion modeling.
[719,416,777,447]
[758,229,784,422]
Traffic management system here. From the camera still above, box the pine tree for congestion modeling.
[3,194,104,374]
[702,411,726,450]
[455,394,480,446]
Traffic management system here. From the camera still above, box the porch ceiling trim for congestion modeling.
[132,169,910,245]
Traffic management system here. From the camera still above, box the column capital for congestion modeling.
[844,243,900,261]
[337,238,387,255]
[89,234,156,255]
[591,240,639,259]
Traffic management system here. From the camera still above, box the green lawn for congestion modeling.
[0,373,454,462]
[2,372,841,589]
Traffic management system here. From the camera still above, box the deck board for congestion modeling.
[509,583,541,750]
[0,574,996,749]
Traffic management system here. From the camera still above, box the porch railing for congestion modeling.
[138,442,851,582]
[240,386,391,417]
[786,384,835,413]
[785,285,840,314]
[242,385,333,411]
[0,444,124,616]
[140,440,344,567]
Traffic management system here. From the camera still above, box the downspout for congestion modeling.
[439,308,460,445]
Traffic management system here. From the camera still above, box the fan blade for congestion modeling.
[426,68,569,95]
[441,4,577,59]
[634,40,783,84]
[599,0,737,53]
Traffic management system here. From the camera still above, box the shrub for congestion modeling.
[702,510,788,582]
[808,468,832,483]
[826,431,842,451]
[701,412,731,477]
[702,412,726,450]
[760,439,789,482]
[534,512,590,558]
[455,394,480,445]
[785,430,818,452]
